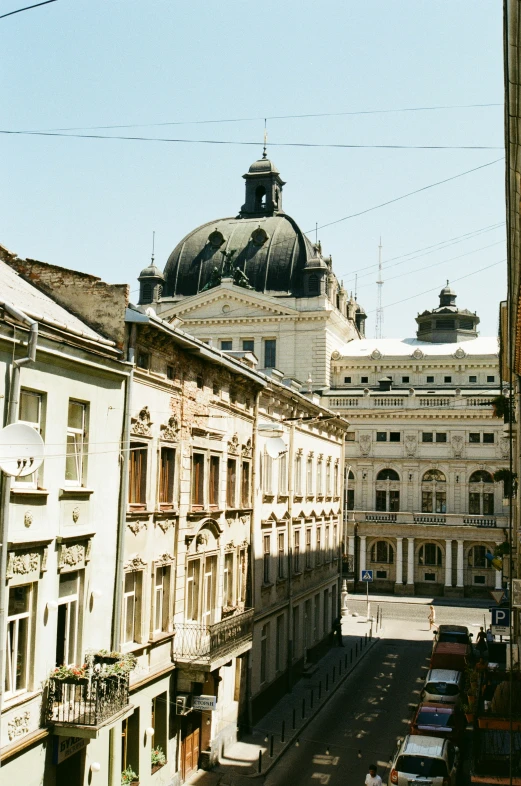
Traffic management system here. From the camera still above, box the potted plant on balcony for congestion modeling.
[121,766,139,785]
[151,746,166,774]
[461,702,474,723]
[87,650,137,676]
[50,664,88,682]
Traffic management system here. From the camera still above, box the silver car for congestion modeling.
[422,669,463,705]
[390,734,459,786]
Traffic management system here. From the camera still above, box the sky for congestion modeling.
[1,1,506,338]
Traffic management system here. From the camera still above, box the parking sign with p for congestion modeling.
[491,607,510,636]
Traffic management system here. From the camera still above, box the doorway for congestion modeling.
[181,714,200,780]
[56,748,85,786]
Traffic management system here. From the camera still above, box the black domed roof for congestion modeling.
[163,213,316,297]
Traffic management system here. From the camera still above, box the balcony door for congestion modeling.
[202,555,218,628]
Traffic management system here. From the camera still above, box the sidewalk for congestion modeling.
[348,591,493,608]
[187,613,380,785]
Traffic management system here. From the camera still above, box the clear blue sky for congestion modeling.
[1,1,505,338]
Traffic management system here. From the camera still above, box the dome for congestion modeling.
[139,262,164,279]
[440,283,456,298]
[163,214,317,297]
[247,157,280,175]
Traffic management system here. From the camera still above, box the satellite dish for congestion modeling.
[0,423,45,477]
[265,437,288,459]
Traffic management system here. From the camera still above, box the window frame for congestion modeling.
[56,570,82,666]
[263,534,271,585]
[123,570,143,646]
[129,442,148,507]
[191,451,206,509]
[159,446,176,507]
[277,531,285,579]
[65,399,88,487]
[5,583,33,698]
[227,458,237,507]
[241,460,251,507]
[153,564,171,635]
[209,454,220,508]
[264,339,277,369]
[16,389,44,488]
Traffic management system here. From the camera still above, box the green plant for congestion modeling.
[151,747,166,767]
[86,650,137,675]
[491,395,511,420]
[494,541,511,558]
[121,766,138,785]
[493,469,518,497]
[50,664,87,680]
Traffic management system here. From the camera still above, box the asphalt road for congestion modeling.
[348,596,491,630]
[264,603,483,786]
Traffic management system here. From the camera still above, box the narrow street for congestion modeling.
[264,601,488,786]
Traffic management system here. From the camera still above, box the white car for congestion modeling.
[422,669,463,705]
[390,734,460,786]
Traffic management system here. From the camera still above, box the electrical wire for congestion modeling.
[0,0,57,20]
[31,102,503,133]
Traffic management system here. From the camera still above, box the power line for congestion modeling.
[0,128,502,151]
[31,102,503,133]
[0,0,57,20]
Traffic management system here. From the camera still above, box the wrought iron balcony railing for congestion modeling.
[46,673,130,729]
[173,608,254,664]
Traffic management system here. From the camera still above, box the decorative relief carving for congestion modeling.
[7,552,39,578]
[196,532,209,552]
[500,438,509,458]
[240,515,250,526]
[124,555,147,571]
[239,538,249,549]
[23,511,33,528]
[41,547,48,572]
[226,517,236,527]
[451,435,464,458]
[404,435,417,457]
[412,348,424,359]
[157,519,174,534]
[331,350,341,361]
[72,507,80,523]
[8,712,30,741]
[359,434,372,457]
[241,438,252,458]
[160,415,179,442]
[131,406,152,437]
[128,520,147,535]
[225,540,235,552]
[59,543,85,570]
[296,447,304,457]
[228,434,239,454]
[155,552,174,566]
[453,347,466,359]
[371,349,382,360]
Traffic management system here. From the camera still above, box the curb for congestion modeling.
[242,632,382,779]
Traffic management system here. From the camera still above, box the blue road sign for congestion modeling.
[491,607,510,632]
[361,570,373,582]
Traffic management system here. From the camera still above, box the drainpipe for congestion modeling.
[246,388,261,733]
[108,323,135,786]
[286,409,296,691]
[0,303,38,768]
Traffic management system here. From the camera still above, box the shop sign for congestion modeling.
[53,736,88,764]
[192,695,217,711]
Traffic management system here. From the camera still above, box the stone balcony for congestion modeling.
[327,394,493,410]
[173,608,254,670]
[345,510,506,529]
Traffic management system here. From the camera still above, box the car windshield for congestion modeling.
[396,755,448,778]
[425,682,459,696]
[438,633,468,645]
[416,711,453,727]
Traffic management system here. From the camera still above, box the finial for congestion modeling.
[446,279,449,286]
[151,230,155,264]
[262,118,268,159]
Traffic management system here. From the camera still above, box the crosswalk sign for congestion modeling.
[361,570,373,582]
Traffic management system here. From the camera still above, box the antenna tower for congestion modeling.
[374,237,383,339]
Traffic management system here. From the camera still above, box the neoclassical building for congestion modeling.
[322,286,507,598]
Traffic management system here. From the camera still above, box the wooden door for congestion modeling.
[181,720,200,780]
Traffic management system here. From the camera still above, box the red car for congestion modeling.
[410,703,466,742]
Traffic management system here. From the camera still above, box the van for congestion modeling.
[422,669,463,705]
[390,734,460,786]
[430,642,469,671]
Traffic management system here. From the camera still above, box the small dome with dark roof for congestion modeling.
[415,283,479,342]
[139,262,164,279]
[247,157,280,175]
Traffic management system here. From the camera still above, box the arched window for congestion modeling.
[141,282,153,303]
[418,543,443,566]
[375,469,400,512]
[255,185,266,210]
[371,541,394,563]
[377,469,399,481]
[308,274,319,295]
[422,469,447,513]
[469,470,494,515]
[345,469,355,510]
[469,545,490,569]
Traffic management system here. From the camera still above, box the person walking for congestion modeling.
[476,626,488,658]
[365,765,383,786]
[486,626,495,645]
[333,616,344,647]
[428,605,436,631]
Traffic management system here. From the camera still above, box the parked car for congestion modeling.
[422,669,463,705]
[433,624,472,650]
[430,641,469,671]
[410,702,466,742]
[390,734,460,786]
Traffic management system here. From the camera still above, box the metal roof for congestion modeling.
[402,735,447,756]
[336,336,498,358]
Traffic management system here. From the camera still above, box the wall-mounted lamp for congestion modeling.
[408,473,413,481]
[90,762,101,773]
[91,590,103,602]
[456,475,459,483]
[362,472,367,480]
[46,600,59,613]
[145,727,155,738]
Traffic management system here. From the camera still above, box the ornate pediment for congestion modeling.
[160,414,179,442]
[131,406,152,437]
[241,438,252,458]
[124,555,147,571]
[228,434,239,454]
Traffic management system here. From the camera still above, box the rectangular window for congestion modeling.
[277,532,285,578]
[376,489,386,511]
[275,614,284,672]
[6,585,32,696]
[422,432,433,443]
[166,365,174,380]
[435,492,446,514]
[376,570,387,579]
[474,575,486,585]
[294,454,302,495]
[483,433,495,444]
[159,447,175,505]
[389,432,401,442]
[264,339,276,369]
[333,524,338,559]
[444,376,452,383]
[263,534,271,584]
[326,461,332,496]
[402,376,410,383]
[227,458,237,507]
[426,376,434,383]
[151,693,167,770]
[469,493,481,515]
[306,456,313,496]
[469,433,480,443]
[129,444,147,505]
[334,463,339,497]
[435,433,447,443]
[325,525,330,562]
[469,375,477,383]
[305,528,312,569]
[317,459,323,496]
[316,526,322,565]
[376,432,387,442]
[136,351,150,370]
[242,339,254,352]
[260,623,269,683]
[220,340,232,351]
[192,453,205,507]
[17,389,43,486]
[345,432,355,441]
[123,571,142,645]
[154,565,171,634]
[213,381,220,396]
[483,494,494,515]
[121,710,140,776]
[264,452,274,495]
[487,375,495,383]
[346,488,354,510]
[241,461,251,506]
[361,376,368,384]
[209,455,220,506]
[422,491,433,513]
[344,376,352,383]
[65,400,88,485]
[202,555,217,627]
[278,453,288,494]
[293,530,301,573]
[56,571,81,666]
[186,560,200,621]
[389,490,400,511]
[223,552,234,606]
